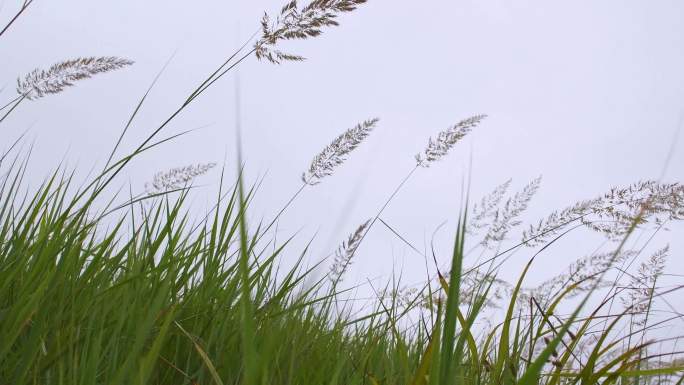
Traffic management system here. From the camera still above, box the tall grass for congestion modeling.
[1,1,683,384]
[1,165,682,384]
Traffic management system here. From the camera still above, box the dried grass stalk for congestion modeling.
[17,57,134,100]
[256,0,368,64]
[328,219,371,284]
[302,118,378,185]
[415,114,487,167]
[146,163,217,194]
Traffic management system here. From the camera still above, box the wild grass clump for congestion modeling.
[1,1,683,384]
[1,161,683,384]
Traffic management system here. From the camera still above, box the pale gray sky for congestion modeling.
[2,1,683,307]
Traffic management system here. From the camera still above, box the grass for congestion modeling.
[1,1,684,384]
[0,166,682,385]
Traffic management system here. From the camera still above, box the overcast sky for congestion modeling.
[2,1,683,309]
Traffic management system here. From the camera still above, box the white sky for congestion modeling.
[2,0,683,310]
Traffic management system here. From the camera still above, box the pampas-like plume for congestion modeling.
[146,163,217,194]
[302,118,378,185]
[328,219,371,284]
[16,57,134,100]
[523,181,684,246]
[256,0,368,64]
[415,114,487,167]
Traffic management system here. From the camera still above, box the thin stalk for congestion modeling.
[0,96,22,112]
[254,182,307,246]
[0,0,34,39]
[0,95,26,124]
[330,165,419,289]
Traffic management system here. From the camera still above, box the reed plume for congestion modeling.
[621,245,668,323]
[480,176,541,247]
[422,249,640,312]
[146,162,217,194]
[467,179,512,235]
[16,57,134,100]
[405,270,511,312]
[522,250,637,304]
[302,118,378,185]
[415,114,487,167]
[328,219,371,284]
[523,181,684,246]
[417,248,644,312]
[256,0,369,64]
[456,270,510,308]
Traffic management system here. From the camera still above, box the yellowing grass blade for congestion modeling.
[176,322,225,385]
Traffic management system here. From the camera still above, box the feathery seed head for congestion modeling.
[328,219,371,284]
[621,246,669,321]
[302,118,378,185]
[146,163,217,194]
[468,178,513,236]
[415,114,487,167]
[17,57,134,100]
[523,181,684,246]
[523,250,637,304]
[255,0,368,64]
[480,176,542,247]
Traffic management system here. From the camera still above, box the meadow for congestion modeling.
[1,1,683,384]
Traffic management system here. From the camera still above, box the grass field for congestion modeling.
[1,1,683,384]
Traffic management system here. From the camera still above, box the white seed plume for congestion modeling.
[302,118,378,185]
[17,57,134,100]
[415,114,487,167]
[146,163,217,194]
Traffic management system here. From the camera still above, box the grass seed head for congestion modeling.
[146,162,217,194]
[415,114,487,167]
[302,118,378,185]
[256,0,369,64]
[17,56,134,100]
